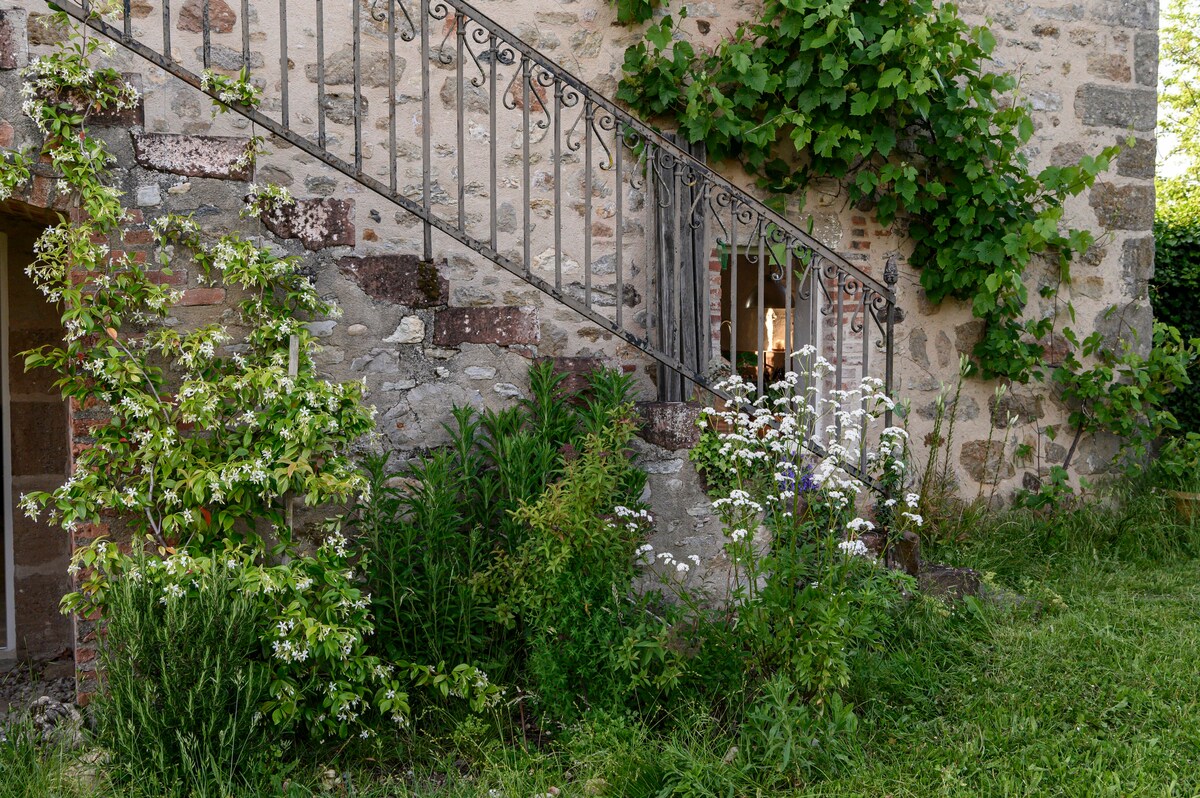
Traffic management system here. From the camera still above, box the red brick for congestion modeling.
[338,254,448,307]
[433,307,539,346]
[535,355,605,396]
[0,119,13,148]
[123,229,154,245]
[74,522,110,541]
[69,396,100,412]
[146,269,186,286]
[29,174,52,208]
[178,287,226,306]
[124,209,145,224]
[71,418,108,438]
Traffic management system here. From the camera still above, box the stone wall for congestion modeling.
[0,0,1159,663]
[6,0,1145,500]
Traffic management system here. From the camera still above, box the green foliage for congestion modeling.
[7,7,440,742]
[1150,433,1200,491]
[1161,0,1200,174]
[612,0,665,25]
[1152,178,1200,433]
[1053,321,1200,468]
[93,560,278,796]
[618,0,1117,382]
[0,721,92,798]
[14,485,1200,796]
[633,362,915,784]
[358,362,655,722]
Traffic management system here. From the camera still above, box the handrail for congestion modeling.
[52,0,899,487]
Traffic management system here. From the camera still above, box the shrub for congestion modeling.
[1152,178,1200,433]
[93,558,276,796]
[358,362,654,722]
[634,351,915,775]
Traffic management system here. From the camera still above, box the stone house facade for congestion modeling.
[0,0,1157,671]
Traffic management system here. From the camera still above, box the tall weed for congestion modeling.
[358,362,651,722]
[94,563,277,797]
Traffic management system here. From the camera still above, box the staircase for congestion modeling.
[55,0,897,436]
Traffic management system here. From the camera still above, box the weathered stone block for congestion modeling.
[961,440,1015,484]
[1121,236,1154,299]
[1090,182,1155,230]
[56,73,145,127]
[918,564,982,601]
[305,46,405,87]
[338,254,449,307]
[887,530,921,577]
[177,0,236,33]
[1086,54,1131,83]
[1074,84,1156,130]
[28,13,68,46]
[1088,0,1157,30]
[261,197,354,250]
[1116,137,1156,179]
[954,319,985,356]
[0,8,28,70]
[433,307,539,346]
[1050,142,1086,167]
[1036,332,1071,367]
[382,316,426,344]
[192,44,264,71]
[989,391,1045,428]
[131,133,253,180]
[1094,302,1154,357]
[440,77,489,114]
[1134,32,1158,87]
[637,402,703,451]
[322,94,368,125]
[541,355,605,396]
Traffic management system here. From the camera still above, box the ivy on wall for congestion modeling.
[615,0,1119,382]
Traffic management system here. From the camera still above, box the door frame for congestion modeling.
[1,231,17,655]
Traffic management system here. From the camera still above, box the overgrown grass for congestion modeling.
[8,484,1200,796]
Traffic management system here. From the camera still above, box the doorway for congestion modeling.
[1,218,73,660]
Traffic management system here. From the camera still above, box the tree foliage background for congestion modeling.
[1154,0,1200,432]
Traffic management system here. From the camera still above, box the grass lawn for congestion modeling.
[811,549,1200,797]
[7,496,1200,797]
[387,499,1200,798]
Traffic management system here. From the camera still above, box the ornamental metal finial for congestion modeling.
[883,253,899,287]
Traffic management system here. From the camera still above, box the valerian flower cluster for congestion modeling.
[623,352,917,699]
[5,7,501,739]
[697,348,921,586]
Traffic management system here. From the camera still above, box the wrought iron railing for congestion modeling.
[55,0,897,421]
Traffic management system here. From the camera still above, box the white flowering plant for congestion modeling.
[654,351,918,702]
[5,7,503,740]
[200,67,263,113]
